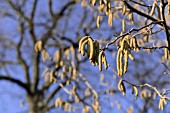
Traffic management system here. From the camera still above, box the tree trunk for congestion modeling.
[27,93,45,113]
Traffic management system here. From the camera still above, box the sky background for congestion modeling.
[0,0,170,113]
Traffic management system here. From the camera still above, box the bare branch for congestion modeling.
[0,75,31,94]
[124,1,159,22]
[49,0,54,17]
[45,81,67,105]
[6,0,29,22]
[122,79,170,101]
[29,0,38,43]
[104,21,163,49]
[17,22,31,86]
[160,0,170,50]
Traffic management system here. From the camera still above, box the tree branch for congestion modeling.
[124,1,158,22]
[17,22,31,87]
[160,0,170,50]
[6,0,29,22]
[45,81,67,105]
[0,76,31,94]
[32,53,40,92]
[29,0,38,43]
[104,21,163,49]
[122,79,170,100]
[49,0,54,17]
[59,1,75,16]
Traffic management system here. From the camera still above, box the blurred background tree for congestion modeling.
[0,0,170,113]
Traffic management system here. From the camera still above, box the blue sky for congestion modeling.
[0,0,170,113]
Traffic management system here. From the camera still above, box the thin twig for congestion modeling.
[103,21,163,50]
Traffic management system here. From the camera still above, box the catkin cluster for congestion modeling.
[149,1,161,19]
[79,36,108,71]
[129,35,139,52]
[34,40,51,62]
[131,86,138,99]
[98,50,108,71]
[158,98,167,110]
[122,3,134,24]
[118,79,126,96]
[55,98,72,112]
[117,35,135,76]
[118,79,139,98]
[90,0,113,27]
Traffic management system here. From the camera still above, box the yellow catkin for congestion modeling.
[122,4,126,15]
[124,50,128,73]
[122,19,126,32]
[85,88,90,96]
[34,40,42,52]
[164,48,169,59]
[133,86,138,99]
[91,60,96,66]
[102,52,108,70]
[132,37,136,48]
[116,49,121,75]
[118,79,123,92]
[128,12,132,20]
[158,98,164,110]
[158,98,161,109]
[161,99,164,110]
[55,98,62,108]
[97,15,100,28]
[83,106,90,113]
[134,37,139,51]
[81,0,87,7]
[132,36,139,52]
[53,51,61,62]
[64,102,69,111]
[75,96,80,103]
[119,51,123,76]
[88,37,94,60]
[59,60,64,66]
[78,36,89,52]
[108,12,113,27]
[90,0,96,5]
[120,38,125,51]
[117,49,123,76]
[149,1,156,16]
[140,90,147,99]
[106,1,111,15]
[72,68,77,79]
[80,40,88,56]
[163,98,167,105]
[129,12,134,24]
[128,51,135,60]
[129,38,133,49]
[42,49,50,62]
[118,79,126,96]
[125,35,130,44]
[98,50,103,71]
[68,66,72,74]
[49,70,54,83]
